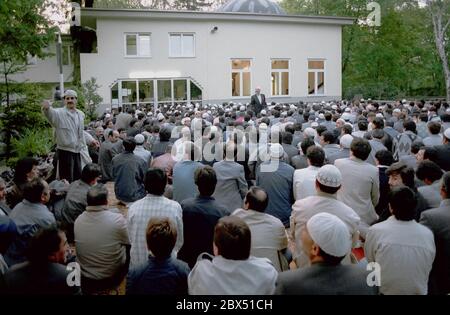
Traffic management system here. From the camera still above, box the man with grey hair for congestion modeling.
[42,89,85,182]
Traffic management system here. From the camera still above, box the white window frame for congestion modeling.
[231,59,252,98]
[169,33,196,58]
[124,33,152,58]
[307,59,326,96]
[270,59,290,97]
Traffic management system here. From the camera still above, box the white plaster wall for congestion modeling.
[81,17,342,107]
[7,42,74,84]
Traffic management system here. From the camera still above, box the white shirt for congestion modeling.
[290,192,361,267]
[293,166,320,201]
[188,255,277,295]
[257,94,262,104]
[365,216,436,295]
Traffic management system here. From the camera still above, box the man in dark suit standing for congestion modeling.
[420,171,450,295]
[250,87,267,116]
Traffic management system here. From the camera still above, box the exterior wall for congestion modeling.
[8,42,74,84]
[80,16,343,110]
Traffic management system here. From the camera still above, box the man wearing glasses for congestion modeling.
[42,90,85,183]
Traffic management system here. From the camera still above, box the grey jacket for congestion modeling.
[420,199,450,295]
[42,106,85,153]
[213,160,248,214]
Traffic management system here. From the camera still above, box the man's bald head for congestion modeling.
[244,186,268,212]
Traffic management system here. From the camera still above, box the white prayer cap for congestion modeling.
[240,105,246,111]
[345,107,351,113]
[444,128,450,140]
[269,143,285,159]
[290,104,296,110]
[304,127,317,138]
[402,99,407,104]
[306,212,351,258]
[316,165,342,188]
[64,89,77,98]
[331,105,338,110]
[202,112,209,119]
[261,109,267,116]
[393,108,401,113]
[376,113,384,118]
[340,134,353,149]
[259,122,268,130]
[105,113,111,118]
[134,134,145,145]
[311,122,319,128]
[318,113,325,120]
[157,113,165,121]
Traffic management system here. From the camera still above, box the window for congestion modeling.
[169,33,195,57]
[125,33,151,57]
[121,81,138,106]
[190,81,202,101]
[231,59,251,97]
[62,45,73,66]
[271,60,289,96]
[157,80,172,102]
[308,60,325,95]
[111,82,119,107]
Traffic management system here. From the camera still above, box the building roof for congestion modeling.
[80,8,354,26]
[217,0,286,15]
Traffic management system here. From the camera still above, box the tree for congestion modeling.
[82,77,103,121]
[0,0,56,158]
[427,0,450,100]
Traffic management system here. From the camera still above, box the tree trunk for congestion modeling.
[431,8,450,100]
[3,61,11,159]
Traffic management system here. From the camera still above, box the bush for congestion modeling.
[9,128,54,165]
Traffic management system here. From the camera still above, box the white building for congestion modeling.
[80,0,353,111]
[7,0,353,111]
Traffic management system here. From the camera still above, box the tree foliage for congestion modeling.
[280,0,449,100]
[82,77,103,121]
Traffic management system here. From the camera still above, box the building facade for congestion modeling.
[79,1,352,111]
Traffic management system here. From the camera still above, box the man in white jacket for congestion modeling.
[188,216,278,295]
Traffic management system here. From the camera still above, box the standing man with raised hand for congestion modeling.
[250,87,267,116]
[42,90,85,183]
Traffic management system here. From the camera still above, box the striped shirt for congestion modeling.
[127,194,183,269]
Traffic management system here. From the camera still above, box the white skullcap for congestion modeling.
[319,113,325,120]
[304,127,317,138]
[240,106,246,111]
[393,108,401,113]
[376,113,384,118]
[64,89,77,98]
[316,165,342,188]
[340,134,353,149]
[157,113,165,121]
[444,128,450,140]
[290,104,296,110]
[402,99,407,104]
[331,105,338,110]
[134,134,145,145]
[269,143,285,159]
[307,212,351,257]
[311,122,319,128]
[202,112,209,119]
[345,107,351,112]
[260,109,267,115]
[105,114,111,118]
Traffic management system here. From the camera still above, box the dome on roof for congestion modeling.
[217,0,286,15]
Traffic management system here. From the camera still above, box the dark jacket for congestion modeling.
[178,196,227,268]
[126,256,190,295]
[275,262,378,295]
